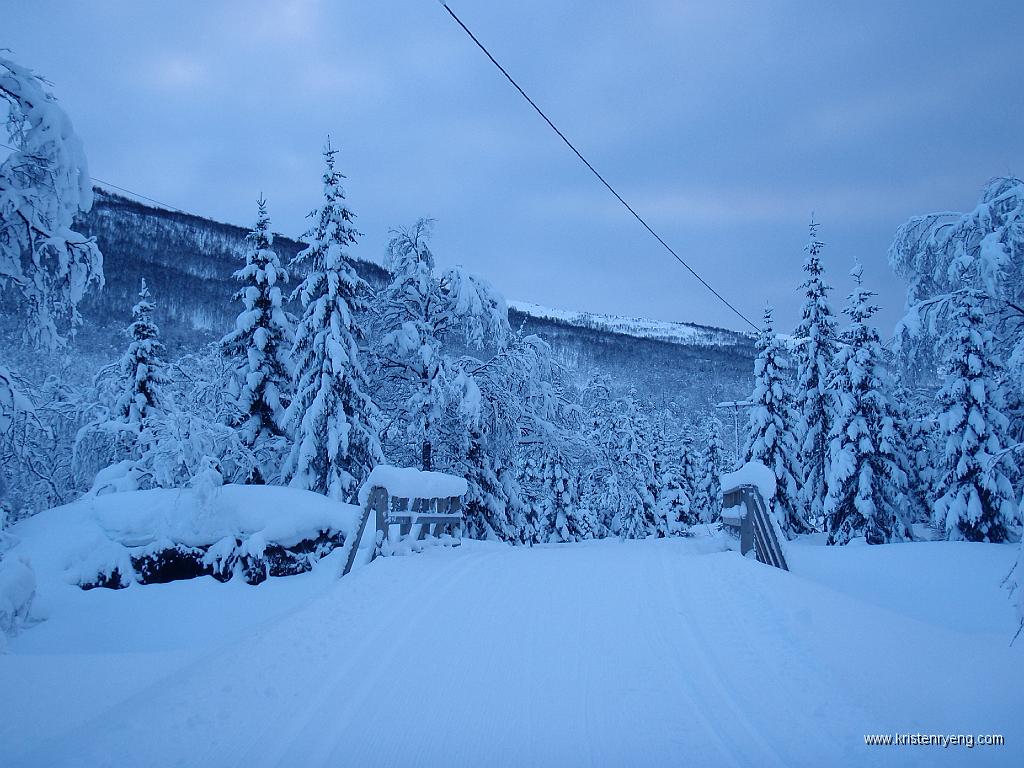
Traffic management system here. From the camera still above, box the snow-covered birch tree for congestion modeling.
[283,143,382,501]
[1,54,103,350]
[375,218,508,472]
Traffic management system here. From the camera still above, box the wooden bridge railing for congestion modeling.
[720,484,788,571]
[341,486,464,577]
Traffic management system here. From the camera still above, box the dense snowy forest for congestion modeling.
[2,50,1024,634]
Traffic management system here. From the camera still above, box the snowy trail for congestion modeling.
[6,538,1023,767]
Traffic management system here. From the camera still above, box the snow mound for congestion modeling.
[720,460,777,501]
[358,465,468,507]
[5,485,360,594]
[0,555,36,643]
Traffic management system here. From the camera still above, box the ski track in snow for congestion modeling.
[4,538,1022,767]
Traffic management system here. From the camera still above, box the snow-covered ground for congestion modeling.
[2,528,1020,767]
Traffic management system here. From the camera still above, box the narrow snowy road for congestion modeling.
[8,538,1022,767]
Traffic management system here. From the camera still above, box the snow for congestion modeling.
[721,460,777,501]
[2,485,359,593]
[1,535,1021,766]
[509,300,749,347]
[358,465,468,506]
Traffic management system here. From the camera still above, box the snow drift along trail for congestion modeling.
[2,537,1021,767]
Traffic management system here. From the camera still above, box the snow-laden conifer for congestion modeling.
[824,264,907,545]
[694,422,725,523]
[793,220,837,526]
[608,391,657,539]
[220,196,293,445]
[933,286,1018,542]
[115,279,167,424]
[744,306,810,538]
[283,143,382,501]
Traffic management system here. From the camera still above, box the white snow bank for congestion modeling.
[5,485,360,592]
[358,465,468,507]
[4,537,1022,766]
[0,555,35,642]
[720,460,777,501]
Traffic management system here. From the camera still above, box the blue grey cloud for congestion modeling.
[6,0,1022,333]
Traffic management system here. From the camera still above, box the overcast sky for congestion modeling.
[6,0,1023,334]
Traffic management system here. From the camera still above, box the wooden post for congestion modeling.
[343,486,385,577]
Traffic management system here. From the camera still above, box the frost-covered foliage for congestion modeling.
[115,279,167,424]
[889,177,1024,389]
[744,306,810,538]
[594,389,657,539]
[824,264,907,546]
[449,334,575,543]
[375,218,508,472]
[0,54,103,350]
[2,368,99,517]
[283,143,383,501]
[220,197,292,447]
[694,422,725,523]
[933,287,1018,543]
[656,427,699,534]
[793,221,837,526]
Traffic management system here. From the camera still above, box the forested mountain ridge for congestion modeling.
[69,188,755,417]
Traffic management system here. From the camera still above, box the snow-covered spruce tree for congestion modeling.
[891,380,934,527]
[541,447,587,542]
[656,430,700,534]
[0,55,103,350]
[605,390,657,539]
[793,220,837,527]
[116,279,168,424]
[283,143,383,501]
[694,422,726,523]
[220,196,293,446]
[823,264,908,545]
[374,218,508,472]
[933,287,1018,542]
[744,306,811,538]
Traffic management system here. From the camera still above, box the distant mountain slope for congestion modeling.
[62,188,753,420]
[71,189,389,354]
[508,301,752,348]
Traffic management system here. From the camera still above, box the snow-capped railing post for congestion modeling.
[720,462,789,572]
[342,467,467,577]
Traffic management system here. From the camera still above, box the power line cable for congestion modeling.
[438,2,759,331]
